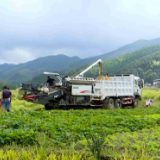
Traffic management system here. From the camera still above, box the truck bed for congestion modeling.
[93,74,134,98]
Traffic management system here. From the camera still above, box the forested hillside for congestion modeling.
[2,38,160,85]
[66,38,160,70]
[0,79,16,90]
[0,55,81,85]
[65,45,160,83]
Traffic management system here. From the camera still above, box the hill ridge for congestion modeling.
[68,44,160,83]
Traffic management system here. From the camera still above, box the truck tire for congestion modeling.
[132,99,138,108]
[103,98,114,109]
[115,99,122,109]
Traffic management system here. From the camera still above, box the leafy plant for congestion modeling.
[85,133,105,160]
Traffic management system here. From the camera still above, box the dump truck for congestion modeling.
[21,59,144,109]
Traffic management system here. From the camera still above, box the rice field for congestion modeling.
[0,88,159,160]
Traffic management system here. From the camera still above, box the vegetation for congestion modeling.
[0,150,93,160]
[0,79,16,90]
[2,38,160,85]
[66,38,160,70]
[32,44,160,84]
[65,44,160,83]
[0,55,81,85]
[0,88,159,159]
[157,82,160,88]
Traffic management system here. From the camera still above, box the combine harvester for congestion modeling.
[21,59,144,109]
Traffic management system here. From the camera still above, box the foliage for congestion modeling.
[1,88,160,159]
[0,88,160,147]
[0,150,93,160]
[32,43,160,84]
[85,133,105,160]
[157,82,160,88]
[2,39,160,84]
[104,126,160,159]
[65,38,160,71]
[0,55,81,85]
[66,45,160,83]
[0,79,16,90]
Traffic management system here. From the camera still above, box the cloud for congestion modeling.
[0,0,160,64]
[0,48,34,64]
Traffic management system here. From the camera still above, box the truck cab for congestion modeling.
[134,77,144,100]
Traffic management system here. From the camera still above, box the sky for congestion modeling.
[0,0,160,64]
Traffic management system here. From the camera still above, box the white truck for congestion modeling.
[91,74,143,108]
[21,59,144,109]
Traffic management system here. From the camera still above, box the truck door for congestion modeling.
[137,79,144,95]
[134,79,139,95]
[134,79,143,97]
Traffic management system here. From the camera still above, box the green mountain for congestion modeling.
[0,79,16,90]
[2,37,160,85]
[68,44,160,83]
[67,38,160,70]
[0,55,81,84]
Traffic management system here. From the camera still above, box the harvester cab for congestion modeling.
[41,72,62,93]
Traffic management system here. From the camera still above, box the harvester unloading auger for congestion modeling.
[21,59,143,110]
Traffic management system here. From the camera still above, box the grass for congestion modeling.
[141,87,160,100]
[0,150,94,160]
[0,87,160,159]
[102,127,160,158]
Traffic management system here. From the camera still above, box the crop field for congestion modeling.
[0,88,160,159]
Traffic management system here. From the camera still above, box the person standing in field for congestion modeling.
[1,86,12,112]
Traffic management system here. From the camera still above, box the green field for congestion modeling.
[0,88,160,160]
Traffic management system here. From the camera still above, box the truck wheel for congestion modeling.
[132,99,138,108]
[115,99,122,109]
[103,98,114,109]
